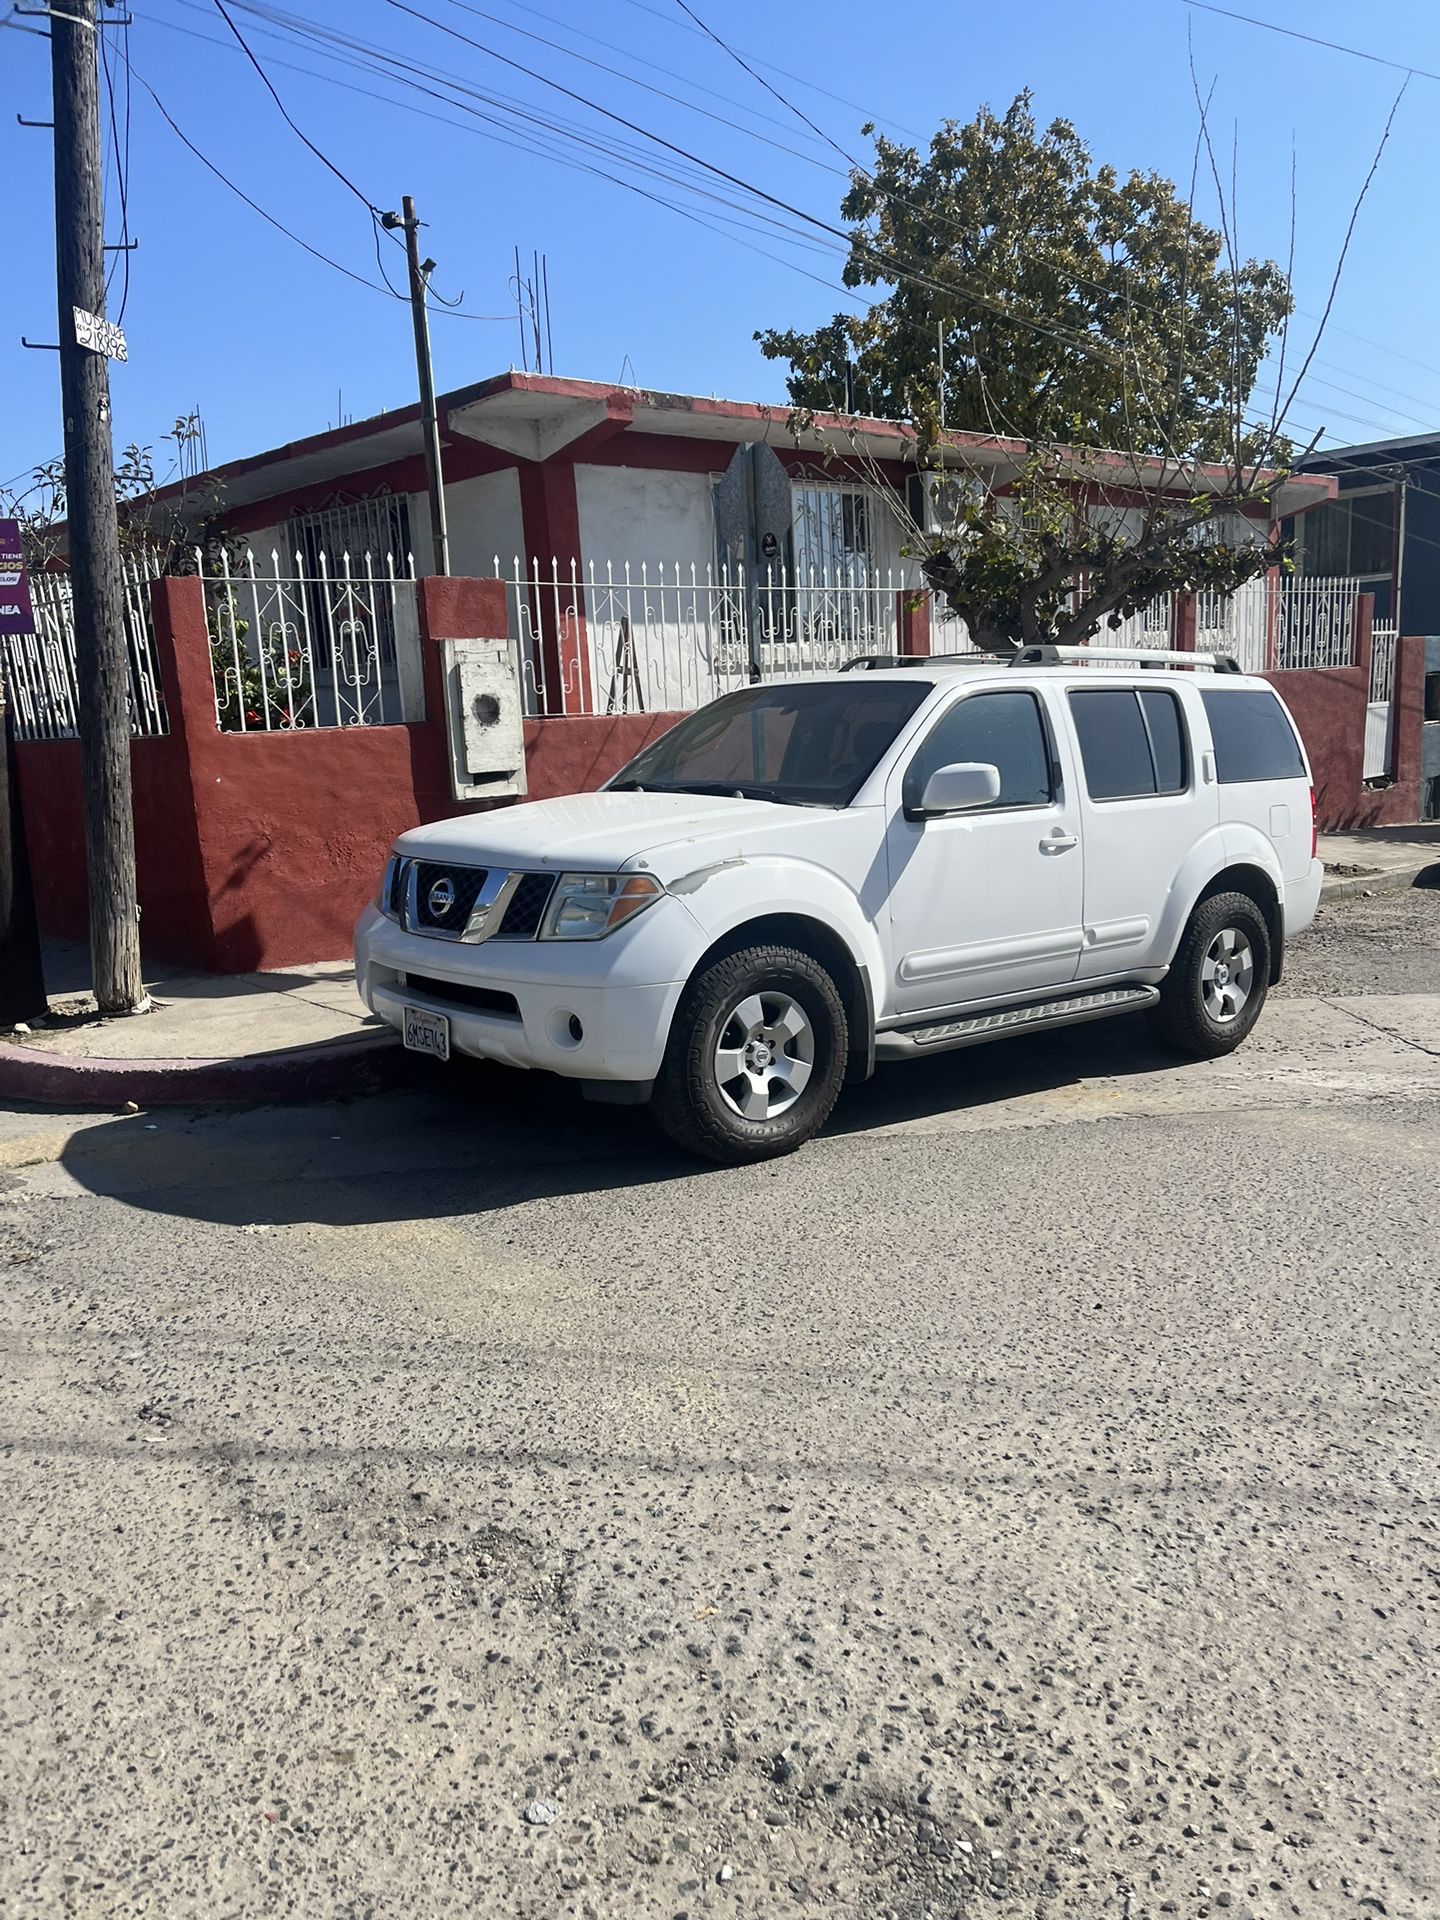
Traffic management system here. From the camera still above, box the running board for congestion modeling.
[874,984,1159,1061]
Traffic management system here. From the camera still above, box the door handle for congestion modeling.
[1040,831,1078,853]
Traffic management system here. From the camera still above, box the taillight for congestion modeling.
[1310,785,1318,859]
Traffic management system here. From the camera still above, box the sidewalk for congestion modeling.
[1318,823,1440,898]
[0,942,399,1108]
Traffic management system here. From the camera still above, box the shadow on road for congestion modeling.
[53,1014,1180,1230]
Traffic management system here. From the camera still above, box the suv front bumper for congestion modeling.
[354,899,698,1082]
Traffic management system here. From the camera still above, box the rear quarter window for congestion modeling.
[1201,689,1307,784]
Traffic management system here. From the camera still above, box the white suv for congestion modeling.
[355,648,1321,1163]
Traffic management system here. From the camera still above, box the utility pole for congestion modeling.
[384,197,449,576]
[51,0,146,1011]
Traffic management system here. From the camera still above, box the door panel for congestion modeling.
[1067,684,1218,979]
[883,689,1085,1015]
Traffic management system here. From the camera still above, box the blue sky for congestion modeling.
[3,0,1439,497]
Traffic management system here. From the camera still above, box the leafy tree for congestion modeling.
[757,92,1291,460]
[756,94,1329,651]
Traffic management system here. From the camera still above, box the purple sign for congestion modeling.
[0,518,34,639]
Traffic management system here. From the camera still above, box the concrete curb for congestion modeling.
[1321,860,1440,902]
[0,1028,403,1109]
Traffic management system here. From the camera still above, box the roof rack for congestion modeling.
[839,651,1008,672]
[1009,644,1242,674]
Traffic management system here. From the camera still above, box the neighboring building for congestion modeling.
[1293,432,1440,631]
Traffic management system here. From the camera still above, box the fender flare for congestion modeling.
[667,856,884,1080]
[1155,826,1286,971]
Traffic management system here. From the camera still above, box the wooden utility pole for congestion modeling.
[386,196,449,576]
[51,0,146,1012]
[0,696,47,1027]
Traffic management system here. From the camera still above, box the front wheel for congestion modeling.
[650,944,849,1164]
[1151,890,1271,1059]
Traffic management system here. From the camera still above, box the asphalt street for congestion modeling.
[2,889,1437,1920]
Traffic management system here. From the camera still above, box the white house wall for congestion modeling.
[444,469,525,576]
[575,463,720,710]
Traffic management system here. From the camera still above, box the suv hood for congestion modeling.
[394,790,826,873]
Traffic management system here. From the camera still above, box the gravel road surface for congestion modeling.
[2,890,1437,1920]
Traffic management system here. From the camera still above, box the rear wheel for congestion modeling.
[650,944,848,1164]
[1151,890,1271,1059]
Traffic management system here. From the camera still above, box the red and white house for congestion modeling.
[5,373,1427,973]
[162,370,1341,713]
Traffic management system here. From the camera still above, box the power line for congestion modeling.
[606,0,926,138]
[122,52,503,318]
[379,0,1134,370]
[482,0,841,150]
[143,1,850,270]
[162,0,1437,435]
[98,13,133,324]
[117,0,1419,457]
[670,0,857,167]
[427,0,830,170]
[1183,1,1440,85]
[211,0,384,216]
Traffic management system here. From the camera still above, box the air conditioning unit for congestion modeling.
[907,469,975,534]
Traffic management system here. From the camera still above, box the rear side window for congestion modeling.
[1068,688,1189,800]
[903,690,1053,812]
[1201,689,1308,783]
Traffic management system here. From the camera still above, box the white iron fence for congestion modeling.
[197,547,417,731]
[1,554,168,742]
[1274,576,1360,672]
[1364,618,1400,781]
[1370,619,1399,704]
[2,550,1377,741]
[490,557,959,715]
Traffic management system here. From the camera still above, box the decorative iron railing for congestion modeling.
[1,554,168,741]
[196,547,416,731]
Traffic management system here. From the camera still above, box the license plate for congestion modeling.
[403,1006,450,1061]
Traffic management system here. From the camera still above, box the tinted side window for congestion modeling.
[904,691,1053,812]
[1138,690,1188,793]
[1068,689,1157,799]
[1201,689,1308,783]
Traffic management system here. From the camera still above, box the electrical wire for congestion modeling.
[99,13,133,323]
[122,53,497,318]
[429,0,831,170]
[381,0,1133,371]
[132,0,1426,453]
[671,0,856,167]
[212,0,384,216]
[1183,1,1440,85]
[161,0,1435,444]
[607,0,927,138]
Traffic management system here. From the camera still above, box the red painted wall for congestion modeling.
[21,568,1423,976]
[1264,634,1424,830]
[15,733,212,965]
[16,575,681,973]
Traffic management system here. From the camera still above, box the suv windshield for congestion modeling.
[608,680,932,807]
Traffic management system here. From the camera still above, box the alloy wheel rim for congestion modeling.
[713,989,816,1121]
[1201,926,1255,1023]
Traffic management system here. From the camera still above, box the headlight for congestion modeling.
[539,871,664,940]
[377,854,401,920]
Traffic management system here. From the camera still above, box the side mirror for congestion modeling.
[918,761,1002,814]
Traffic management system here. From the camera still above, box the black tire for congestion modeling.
[650,944,849,1164]
[1151,890,1272,1060]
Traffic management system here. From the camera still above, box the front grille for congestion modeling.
[400,972,521,1019]
[493,872,555,940]
[387,857,407,918]
[411,861,488,935]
